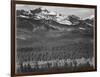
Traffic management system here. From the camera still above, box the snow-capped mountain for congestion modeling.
[17,7,71,25]
[16,7,94,38]
[34,7,73,25]
[84,15,94,20]
[33,7,57,21]
[83,15,94,27]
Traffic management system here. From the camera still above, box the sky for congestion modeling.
[16,4,95,19]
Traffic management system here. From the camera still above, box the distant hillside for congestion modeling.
[16,7,94,40]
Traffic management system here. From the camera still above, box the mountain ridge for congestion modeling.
[16,7,94,40]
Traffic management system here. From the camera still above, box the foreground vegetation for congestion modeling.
[16,57,95,73]
[16,27,94,73]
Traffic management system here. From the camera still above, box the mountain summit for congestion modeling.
[16,7,94,37]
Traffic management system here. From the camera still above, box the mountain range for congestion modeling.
[16,7,94,40]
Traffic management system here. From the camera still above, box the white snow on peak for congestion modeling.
[83,15,94,20]
[19,15,29,19]
[48,11,57,16]
[58,20,72,25]
[56,16,72,25]
[41,7,46,10]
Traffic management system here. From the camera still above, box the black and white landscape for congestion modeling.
[16,4,95,73]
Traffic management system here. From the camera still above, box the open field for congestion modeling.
[16,29,94,73]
